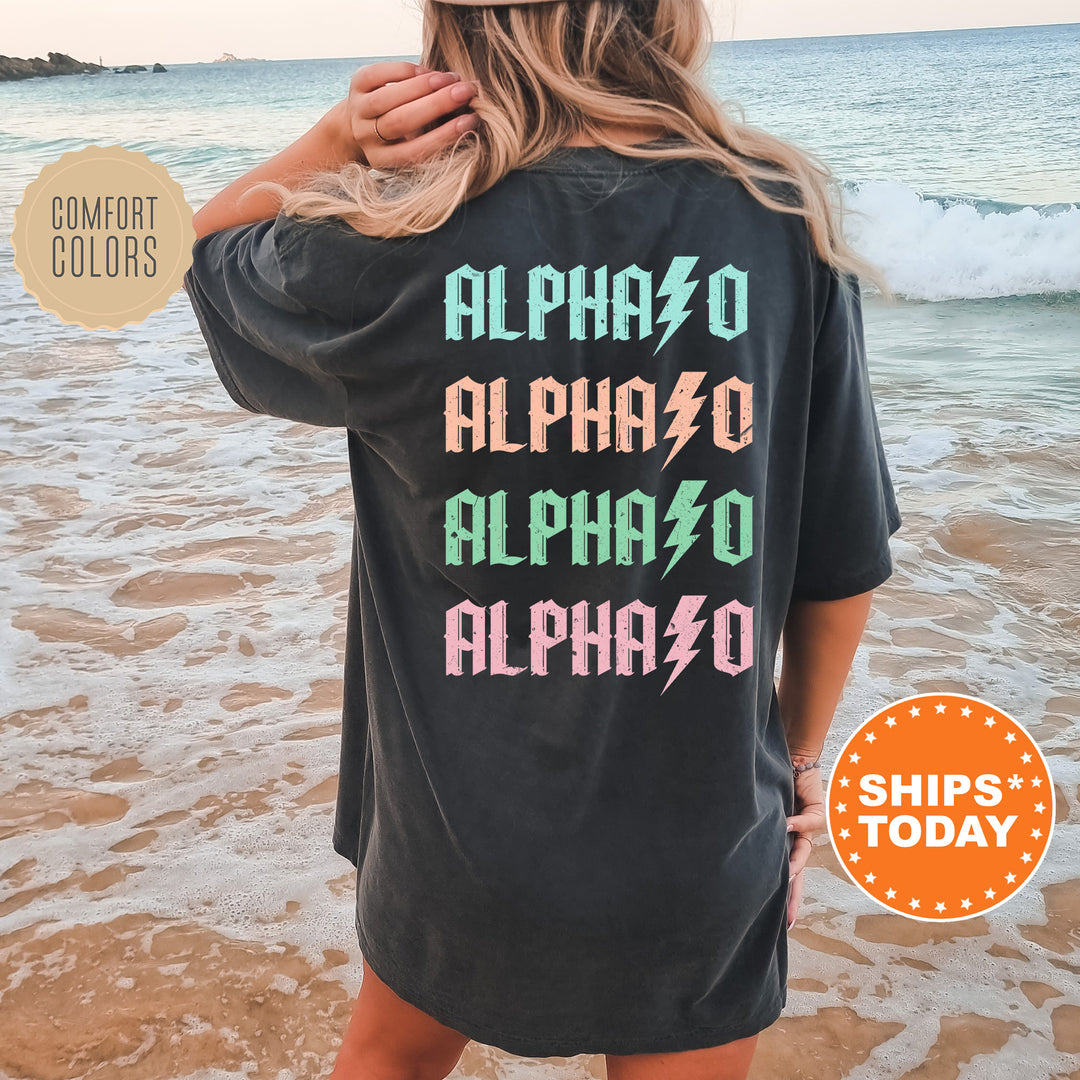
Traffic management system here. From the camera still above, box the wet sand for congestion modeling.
[3,306,1080,1079]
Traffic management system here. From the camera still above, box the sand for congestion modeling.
[2,309,1079,1079]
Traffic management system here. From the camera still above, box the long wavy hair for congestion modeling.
[251,0,892,297]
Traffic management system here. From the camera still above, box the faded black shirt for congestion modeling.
[184,143,902,1057]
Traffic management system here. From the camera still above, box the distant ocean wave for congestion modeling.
[5,121,1078,307]
[843,180,1080,301]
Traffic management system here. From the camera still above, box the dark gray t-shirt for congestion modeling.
[184,143,902,1057]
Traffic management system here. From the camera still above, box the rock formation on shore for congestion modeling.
[0,52,103,81]
[0,52,167,81]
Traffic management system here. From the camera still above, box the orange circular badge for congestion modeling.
[826,693,1054,921]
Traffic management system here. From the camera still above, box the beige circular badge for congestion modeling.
[11,144,195,330]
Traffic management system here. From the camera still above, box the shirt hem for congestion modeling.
[182,267,263,416]
[353,910,786,1057]
[789,547,896,602]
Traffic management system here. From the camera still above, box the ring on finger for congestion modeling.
[373,114,393,144]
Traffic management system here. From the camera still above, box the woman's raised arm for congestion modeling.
[192,61,478,240]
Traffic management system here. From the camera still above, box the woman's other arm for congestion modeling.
[778,588,875,762]
[780,588,875,928]
[192,61,478,240]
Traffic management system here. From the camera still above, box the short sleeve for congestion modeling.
[790,265,903,601]
[183,213,349,428]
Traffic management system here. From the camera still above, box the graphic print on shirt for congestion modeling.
[441,257,754,693]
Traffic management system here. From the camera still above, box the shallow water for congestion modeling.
[2,21,1079,1080]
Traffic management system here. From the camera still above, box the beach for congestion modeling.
[2,22,1079,1080]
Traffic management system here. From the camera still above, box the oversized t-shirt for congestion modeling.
[183,142,903,1058]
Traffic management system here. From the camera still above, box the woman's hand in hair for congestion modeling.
[342,60,479,169]
[189,64,476,239]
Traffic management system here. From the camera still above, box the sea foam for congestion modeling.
[843,180,1080,301]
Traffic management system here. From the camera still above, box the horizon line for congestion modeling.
[33,18,1077,68]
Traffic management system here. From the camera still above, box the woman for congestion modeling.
[183,1,903,1077]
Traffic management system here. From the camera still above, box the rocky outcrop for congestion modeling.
[0,51,104,81]
[0,52,165,81]
[152,63,167,72]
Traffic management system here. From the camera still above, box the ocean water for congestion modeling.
[1,21,1079,1080]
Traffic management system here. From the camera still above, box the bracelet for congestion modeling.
[792,759,821,779]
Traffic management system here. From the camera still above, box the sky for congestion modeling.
[3,1,1077,67]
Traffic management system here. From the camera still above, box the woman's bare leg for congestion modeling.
[605,1033,760,1080]
[329,957,471,1080]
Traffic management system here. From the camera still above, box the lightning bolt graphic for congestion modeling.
[653,256,700,355]
[661,370,707,469]
[661,594,708,694]
[662,479,708,577]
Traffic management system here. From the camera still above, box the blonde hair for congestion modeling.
[251,0,892,298]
